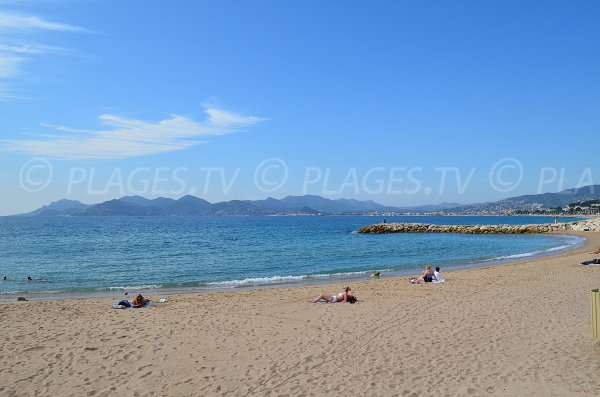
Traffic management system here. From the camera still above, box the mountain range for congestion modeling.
[16,184,600,217]
[20,194,400,217]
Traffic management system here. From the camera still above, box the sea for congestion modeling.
[0,215,585,298]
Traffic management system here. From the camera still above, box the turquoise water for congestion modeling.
[0,216,583,295]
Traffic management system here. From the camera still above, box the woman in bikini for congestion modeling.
[410,265,434,284]
[312,286,356,303]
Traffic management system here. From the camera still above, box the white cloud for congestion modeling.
[4,106,265,160]
[0,43,66,54]
[0,54,24,77]
[0,12,85,32]
[0,11,85,100]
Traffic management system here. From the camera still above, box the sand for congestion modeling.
[1,231,600,397]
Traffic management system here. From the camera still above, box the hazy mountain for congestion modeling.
[80,199,163,216]
[211,200,264,215]
[152,197,179,208]
[163,195,212,215]
[22,199,90,216]
[498,185,600,207]
[119,195,176,208]
[18,194,394,216]
[274,195,392,213]
[118,195,155,206]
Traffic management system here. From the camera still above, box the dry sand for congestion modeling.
[1,232,600,397]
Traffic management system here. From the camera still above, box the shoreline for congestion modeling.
[2,231,599,396]
[0,232,586,303]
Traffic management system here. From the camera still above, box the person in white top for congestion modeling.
[433,266,445,283]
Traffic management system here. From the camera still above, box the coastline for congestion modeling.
[2,230,600,396]
[0,231,586,303]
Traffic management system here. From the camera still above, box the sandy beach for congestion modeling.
[1,231,599,397]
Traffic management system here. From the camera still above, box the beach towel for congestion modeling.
[581,260,599,266]
[111,298,166,309]
[112,299,131,309]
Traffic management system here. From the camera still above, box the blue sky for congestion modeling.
[1,0,599,215]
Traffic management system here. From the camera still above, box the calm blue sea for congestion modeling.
[0,216,584,296]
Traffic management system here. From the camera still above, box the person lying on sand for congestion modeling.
[313,286,357,303]
[132,294,149,308]
[410,265,434,284]
[590,247,600,254]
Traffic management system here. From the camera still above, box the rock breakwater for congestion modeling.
[358,217,600,234]
[570,217,600,232]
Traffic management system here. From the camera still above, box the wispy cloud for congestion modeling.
[4,106,265,160]
[0,10,86,99]
[0,42,66,54]
[0,12,86,32]
[0,54,24,77]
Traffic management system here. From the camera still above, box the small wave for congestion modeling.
[208,275,305,287]
[543,244,572,252]
[493,252,536,260]
[106,284,162,291]
[307,268,395,279]
[207,268,396,288]
[475,237,582,263]
[307,271,368,279]
[0,289,62,295]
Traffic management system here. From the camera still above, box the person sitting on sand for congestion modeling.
[410,265,434,284]
[433,266,445,283]
[132,294,149,308]
[313,286,357,303]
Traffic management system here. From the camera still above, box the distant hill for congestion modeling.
[498,185,600,207]
[22,199,90,216]
[119,195,176,208]
[18,194,399,217]
[446,184,600,214]
[80,199,164,216]
[393,202,463,213]
[163,195,212,215]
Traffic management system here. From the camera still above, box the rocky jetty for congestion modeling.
[570,217,600,232]
[358,217,600,234]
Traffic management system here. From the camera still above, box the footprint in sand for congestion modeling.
[24,346,48,352]
[139,371,153,378]
[137,364,152,372]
